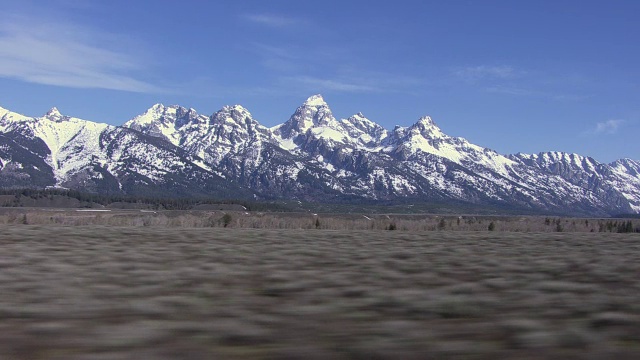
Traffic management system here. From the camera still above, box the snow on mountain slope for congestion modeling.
[514,152,599,173]
[1,96,639,215]
[125,103,274,176]
[272,94,351,149]
[0,106,31,124]
[387,115,517,179]
[607,159,640,212]
[176,104,278,181]
[0,106,242,196]
[0,130,55,187]
[118,96,640,213]
[512,152,609,193]
[274,94,334,137]
[36,109,111,183]
[1,107,112,184]
[341,112,389,148]
[610,158,640,177]
[511,152,638,214]
[124,104,209,147]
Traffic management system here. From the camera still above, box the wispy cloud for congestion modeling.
[593,119,625,134]
[241,14,305,28]
[552,94,591,102]
[283,76,380,93]
[0,14,158,92]
[453,65,518,82]
[485,86,536,96]
[243,40,426,95]
[460,67,591,102]
[249,42,353,71]
[252,44,299,60]
[248,43,307,73]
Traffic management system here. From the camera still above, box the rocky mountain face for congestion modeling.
[0,106,250,199]
[1,96,639,216]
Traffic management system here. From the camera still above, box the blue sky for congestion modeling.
[0,0,638,162]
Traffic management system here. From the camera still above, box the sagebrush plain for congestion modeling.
[0,207,637,232]
[1,221,639,359]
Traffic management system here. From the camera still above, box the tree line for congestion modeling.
[0,188,277,211]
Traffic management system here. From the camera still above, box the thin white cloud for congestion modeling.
[0,15,158,92]
[594,119,625,134]
[454,65,518,81]
[252,43,299,60]
[248,43,306,73]
[242,14,304,28]
[284,76,379,93]
[552,94,591,102]
[485,86,535,96]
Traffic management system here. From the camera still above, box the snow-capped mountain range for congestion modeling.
[1,94,639,216]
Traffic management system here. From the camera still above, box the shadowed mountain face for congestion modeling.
[1,97,639,215]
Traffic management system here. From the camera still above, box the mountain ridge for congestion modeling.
[1,94,638,216]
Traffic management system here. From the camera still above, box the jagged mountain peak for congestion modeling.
[275,94,339,139]
[211,104,260,128]
[346,112,370,123]
[127,103,193,128]
[46,107,61,116]
[151,103,190,113]
[528,151,599,165]
[298,94,336,126]
[44,107,65,121]
[344,113,368,128]
[0,106,31,129]
[416,115,435,126]
[342,113,388,145]
[611,158,640,176]
[149,103,165,110]
[219,104,252,115]
[0,105,19,119]
[139,103,168,119]
[1,101,639,216]
[513,151,603,176]
[123,104,207,147]
[231,104,248,110]
[613,158,640,167]
[304,94,328,107]
[150,103,185,114]
[408,115,445,139]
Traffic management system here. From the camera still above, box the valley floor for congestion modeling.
[1,207,638,232]
[1,226,639,359]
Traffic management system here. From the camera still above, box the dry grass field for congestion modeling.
[0,207,637,232]
[1,225,639,359]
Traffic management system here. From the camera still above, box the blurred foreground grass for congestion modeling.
[1,226,639,359]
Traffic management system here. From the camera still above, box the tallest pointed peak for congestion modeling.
[44,107,65,121]
[46,107,61,117]
[409,115,445,139]
[416,115,435,126]
[303,94,327,107]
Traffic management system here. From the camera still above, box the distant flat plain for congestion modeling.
[1,224,639,359]
[0,207,637,232]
